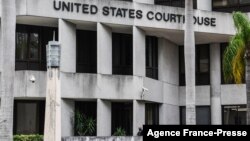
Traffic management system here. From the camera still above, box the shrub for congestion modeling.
[14,135,43,141]
[75,110,96,136]
[113,127,126,136]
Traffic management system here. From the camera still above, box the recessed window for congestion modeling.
[180,106,211,125]
[222,105,246,125]
[146,36,158,80]
[155,0,197,9]
[213,0,250,13]
[112,102,133,136]
[179,45,210,86]
[15,24,58,71]
[75,101,97,136]
[112,33,133,75]
[76,30,97,73]
[145,103,159,125]
[14,100,45,134]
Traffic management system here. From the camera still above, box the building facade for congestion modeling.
[0,0,249,137]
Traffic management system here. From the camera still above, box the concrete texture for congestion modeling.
[97,99,111,136]
[158,38,179,85]
[61,99,75,137]
[62,136,142,141]
[134,0,154,4]
[210,43,222,124]
[133,26,145,77]
[197,0,212,11]
[179,86,211,106]
[133,100,145,136]
[59,19,76,73]
[159,104,180,125]
[97,23,112,75]
[221,84,247,105]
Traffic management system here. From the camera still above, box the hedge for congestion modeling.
[14,135,43,141]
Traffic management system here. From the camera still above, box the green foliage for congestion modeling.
[113,127,126,136]
[13,135,43,141]
[75,110,96,136]
[223,12,250,84]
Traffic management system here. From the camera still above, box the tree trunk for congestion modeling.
[0,0,16,140]
[245,49,250,125]
[184,0,196,125]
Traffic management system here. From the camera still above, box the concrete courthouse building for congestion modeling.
[0,0,249,137]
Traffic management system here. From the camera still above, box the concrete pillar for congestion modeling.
[133,26,145,77]
[197,0,212,11]
[133,0,154,4]
[210,43,222,125]
[97,23,112,75]
[44,69,61,141]
[159,104,180,125]
[59,19,76,73]
[158,38,179,85]
[97,99,111,136]
[133,100,145,136]
[0,20,2,72]
[61,99,74,137]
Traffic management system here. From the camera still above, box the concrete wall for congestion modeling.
[97,23,112,75]
[61,99,75,137]
[197,0,212,11]
[134,0,154,4]
[17,0,235,35]
[97,99,111,136]
[14,71,46,98]
[0,20,2,73]
[59,19,76,73]
[62,137,142,141]
[221,84,247,105]
[179,86,211,106]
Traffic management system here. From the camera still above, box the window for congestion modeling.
[14,100,45,134]
[213,0,250,13]
[76,30,97,73]
[155,0,197,9]
[112,33,133,75]
[75,101,97,136]
[16,24,58,71]
[112,102,133,136]
[145,103,159,125]
[179,44,210,86]
[180,106,211,125]
[146,36,158,80]
[222,105,246,125]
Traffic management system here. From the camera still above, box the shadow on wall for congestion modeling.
[62,136,142,141]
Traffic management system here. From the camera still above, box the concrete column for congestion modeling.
[210,43,222,125]
[97,99,111,136]
[0,20,2,72]
[197,0,212,11]
[159,104,180,125]
[133,100,145,136]
[44,69,61,141]
[61,99,74,137]
[133,0,154,4]
[158,38,179,85]
[97,23,112,75]
[133,26,145,77]
[59,19,76,73]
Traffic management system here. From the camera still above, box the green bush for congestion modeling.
[113,127,126,136]
[14,135,43,141]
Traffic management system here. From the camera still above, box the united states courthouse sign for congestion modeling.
[53,0,216,27]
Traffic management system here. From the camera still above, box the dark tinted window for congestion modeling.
[180,106,211,125]
[213,0,250,13]
[155,0,197,9]
[16,24,58,71]
[112,102,133,136]
[146,36,158,80]
[75,101,97,136]
[112,33,133,75]
[76,30,97,73]
[14,100,45,134]
[145,103,159,125]
[179,44,210,86]
[222,105,246,125]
